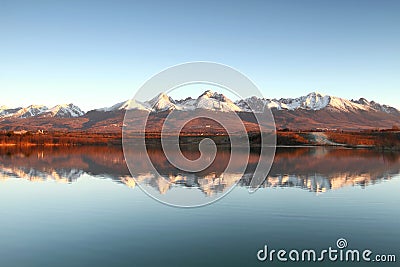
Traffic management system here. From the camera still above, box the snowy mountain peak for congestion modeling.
[354,97,369,105]
[44,104,85,118]
[100,91,399,115]
[287,92,331,110]
[237,92,332,112]
[199,90,229,102]
[200,90,214,97]
[308,91,326,97]
[147,92,177,111]
[351,98,399,114]
[0,106,10,117]
[195,90,241,112]
[0,103,85,118]
[238,92,399,114]
[13,105,49,118]
[98,99,150,112]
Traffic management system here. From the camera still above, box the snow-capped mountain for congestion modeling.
[0,91,398,131]
[0,106,22,117]
[237,92,332,112]
[172,90,241,112]
[101,90,243,113]
[97,93,177,112]
[147,93,178,111]
[194,90,241,112]
[0,104,84,118]
[101,91,399,114]
[12,105,49,118]
[98,99,150,112]
[2,91,398,125]
[237,92,399,114]
[41,104,84,118]
[351,98,399,114]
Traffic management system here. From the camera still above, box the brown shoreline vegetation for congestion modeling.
[0,131,122,146]
[277,129,400,150]
[1,129,399,150]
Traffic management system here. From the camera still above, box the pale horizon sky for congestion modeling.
[1,0,399,111]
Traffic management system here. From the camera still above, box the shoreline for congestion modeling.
[0,130,399,150]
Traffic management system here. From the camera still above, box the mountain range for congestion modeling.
[0,103,84,118]
[0,91,399,131]
[95,90,400,114]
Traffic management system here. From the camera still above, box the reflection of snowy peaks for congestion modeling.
[123,171,242,196]
[241,172,393,193]
[0,104,84,118]
[1,166,392,195]
[0,167,83,183]
[101,91,399,114]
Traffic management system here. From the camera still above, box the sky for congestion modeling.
[0,0,399,111]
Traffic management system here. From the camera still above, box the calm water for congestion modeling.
[0,146,399,266]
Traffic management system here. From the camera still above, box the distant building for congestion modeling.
[13,130,28,135]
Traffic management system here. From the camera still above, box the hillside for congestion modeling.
[0,91,398,133]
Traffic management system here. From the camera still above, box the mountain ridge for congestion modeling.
[0,103,84,119]
[0,91,398,131]
[1,91,398,117]
[99,91,399,114]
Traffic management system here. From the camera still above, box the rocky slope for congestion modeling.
[0,91,398,131]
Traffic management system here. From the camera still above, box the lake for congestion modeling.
[0,146,399,266]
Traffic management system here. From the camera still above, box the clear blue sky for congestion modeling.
[1,0,399,111]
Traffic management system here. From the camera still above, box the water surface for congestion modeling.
[0,146,399,266]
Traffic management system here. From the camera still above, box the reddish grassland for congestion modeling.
[324,130,400,149]
[277,130,400,150]
[1,129,399,150]
[0,131,122,146]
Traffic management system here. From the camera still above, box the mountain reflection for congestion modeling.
[0,146,399,195]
